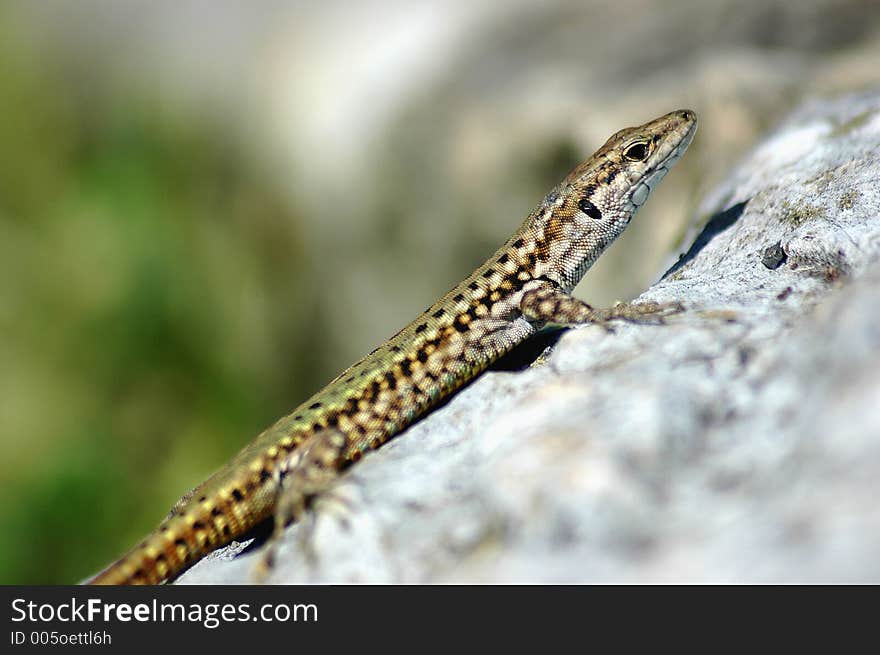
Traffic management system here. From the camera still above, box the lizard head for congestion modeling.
[599,108,697,211]
[567,108,697,225]
[529,109,697,290]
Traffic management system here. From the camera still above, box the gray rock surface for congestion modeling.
[179,90,880,584]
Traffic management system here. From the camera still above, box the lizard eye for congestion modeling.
[623,141,650,162]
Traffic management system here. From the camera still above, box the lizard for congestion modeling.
[86,108,697,584]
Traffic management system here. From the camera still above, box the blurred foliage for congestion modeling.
[0,14,330,583]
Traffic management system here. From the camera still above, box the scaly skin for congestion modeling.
[87,109,697,584]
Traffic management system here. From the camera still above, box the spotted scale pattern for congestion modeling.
[87,109,697,584]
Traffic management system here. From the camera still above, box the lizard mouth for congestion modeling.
[629,114,697,210]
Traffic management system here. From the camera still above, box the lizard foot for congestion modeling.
[252,428,347,583]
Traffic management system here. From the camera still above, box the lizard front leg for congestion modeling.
[520,284,683,327]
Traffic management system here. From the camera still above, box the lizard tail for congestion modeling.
[85,477,276,584]
[85,511,215,585]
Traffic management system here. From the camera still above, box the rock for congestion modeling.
[178,89,880,583]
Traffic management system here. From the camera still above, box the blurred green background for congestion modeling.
[0,10,324,584]
[2,0,880,583]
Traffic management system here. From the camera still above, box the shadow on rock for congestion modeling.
[663,200,749,279]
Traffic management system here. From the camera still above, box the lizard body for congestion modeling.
[87,109,697,584]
